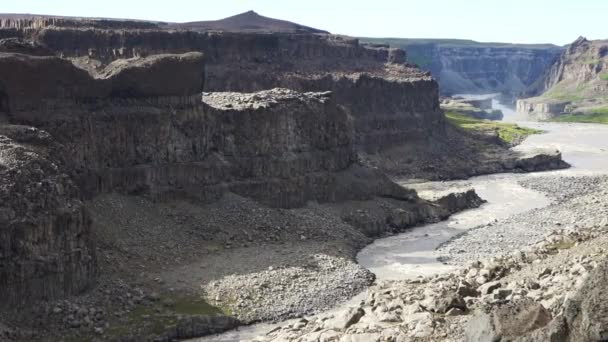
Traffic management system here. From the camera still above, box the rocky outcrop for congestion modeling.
[465,257,608,342]
[287,70,443,153]
[362,38,563,96]
[466,298,553,341]
[516,37,608,118]
[0,51,205,108]
[0,37,52,55]
[510,258,608,342]
[560,258,608,341]
[0,125,95,306]
[542,37,608,92]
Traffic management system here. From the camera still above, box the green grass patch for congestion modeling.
[551,107,608,124]
[543,86,586,102]
[445,111,542,144]
[104,294,227,339]
[600,73,608,82]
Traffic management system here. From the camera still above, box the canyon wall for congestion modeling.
[0,20,446,157]
[362,38,563,96]
[0,48,421,304]
[0,125,96,306]
[2,51,412,208]
[516,37,608,118]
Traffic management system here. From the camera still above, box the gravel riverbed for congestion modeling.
[247,173,608,342]
[437,175,608,265]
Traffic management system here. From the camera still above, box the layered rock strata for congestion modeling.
[0,22,447,158]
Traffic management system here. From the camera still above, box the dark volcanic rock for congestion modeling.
[0,125,95,306]
[0,37,52,55]
[0,51,205,107]
[0,17,570,324]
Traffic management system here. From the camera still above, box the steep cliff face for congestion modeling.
[0,21,451,160]
[276,71,443,153]
[517,37,608,118]
[0,125,95,306]
[3,51,410,208]
[361,38,563,96]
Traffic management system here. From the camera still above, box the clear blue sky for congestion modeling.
[2,0,606,45]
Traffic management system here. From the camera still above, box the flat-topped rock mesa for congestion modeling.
[517,36,608,118]
[361,38,564,96]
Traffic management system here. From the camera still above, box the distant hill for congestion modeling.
[171,10,329,34]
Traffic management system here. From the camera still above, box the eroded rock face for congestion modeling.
[516,37,608,118]
[0,125,95,306]
[560,259,608,341]
[1,51,416,210]
[0,20,451,159]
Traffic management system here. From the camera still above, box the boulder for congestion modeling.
[562,259,608,341]
[324,307,365,331]
[478,281,501,295]
[466,298,552,342]
[420,290,466,314]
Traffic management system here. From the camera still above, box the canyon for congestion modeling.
[0,9,605,342]
[362,38,563,97]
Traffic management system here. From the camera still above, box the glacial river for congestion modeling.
[358,96,608,280]
[194,97,608,341]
